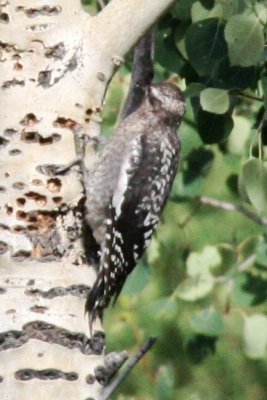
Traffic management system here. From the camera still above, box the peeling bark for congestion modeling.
[0,0,175,398]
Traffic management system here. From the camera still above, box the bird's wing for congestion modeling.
[102,130,180,306]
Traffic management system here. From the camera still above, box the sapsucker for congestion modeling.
[85,82,186,328]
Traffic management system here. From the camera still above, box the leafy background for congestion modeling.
[84,1,267,399]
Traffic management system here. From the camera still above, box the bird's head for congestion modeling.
[147,82,186,125]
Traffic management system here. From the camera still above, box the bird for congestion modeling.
[84,82,186,330]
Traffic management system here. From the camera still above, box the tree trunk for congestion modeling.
[0,0,174,398]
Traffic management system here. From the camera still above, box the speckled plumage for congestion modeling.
[85,82,186,327]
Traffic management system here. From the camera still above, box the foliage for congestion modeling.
[87,1,267,399]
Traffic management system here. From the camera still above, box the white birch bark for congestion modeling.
[0,0,174,398]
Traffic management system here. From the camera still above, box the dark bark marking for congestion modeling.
[0,13,9,24]
[25,284,90,299]
[0,322,105,355]
[16,6,62,18]
[14,369,78,381]
[0,241,8,255]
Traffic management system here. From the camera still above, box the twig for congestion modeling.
[102,336,158,400]
[121,29,155,120]
[234,91,263,103]
[199,196,267,225]
[238,254,257,272]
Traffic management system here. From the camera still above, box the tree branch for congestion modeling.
[94,0,175,58]
[102,336,157,400]
[199,196,267,225]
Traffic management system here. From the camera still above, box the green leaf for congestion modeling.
[200,88,229,114]
[177,246,221,301]
[243,314,267,359]
[81,0,97,14]
[227,115,251,155]
[174,21,190,60]
[212,57,258,90]
[224,15,264,67]
[238,172,250,203]
[172,0,196,20]
[190,307,224,336]
[197,109,234,143]
[186,245,222,277]
[199,0,214,9]
[237,235,259,259]
[254,3,267,25]
[242,158,267,214]
[177,276,214,301]
[185,18,227,76]
[219,0,246,19]
[231,274,255,308]
[236,273,267,307]
[185,83,206,98]
[155,29,185,73]
[191,2,210,22]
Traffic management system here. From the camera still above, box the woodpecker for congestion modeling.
[85,82,186,328]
